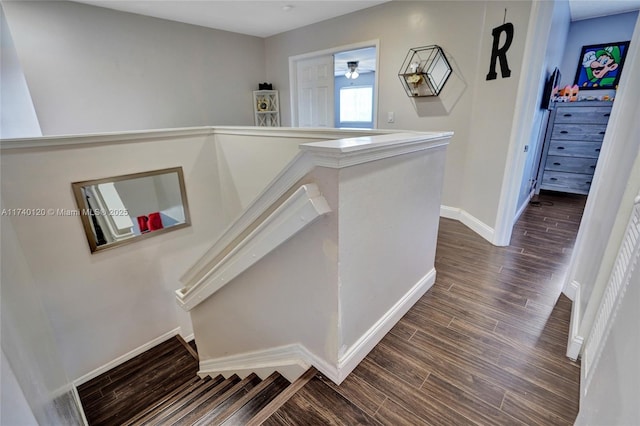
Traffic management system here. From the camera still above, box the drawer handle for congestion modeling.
[604,113,610,117]
[553,162,561,166]
[599,131,606,135]
[563,113,572,117]
[557,146,565,150]
[586,181,592,184]
[560,130,569,134]
[595,148,601,152]
[590,165,596,169]
[550,177,558,181]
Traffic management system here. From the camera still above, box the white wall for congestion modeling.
[516,0,571,211]
[565,13,640,349]
[214,129,384,219]
[575,177,640,425]
[0,6,41,138]
[1,350,38,425]
[265,0,534,238]
[115,176,162,219]
[189,136,447,382]
[558,11,638,94]
[338,147,446,351]
[1,205,83,424]
[0,131,227,381]
[1,1,265,135]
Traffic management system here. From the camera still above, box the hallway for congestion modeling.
[265,191,585,425]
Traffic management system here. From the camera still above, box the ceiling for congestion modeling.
[69,1,640,38]
[569,0,640,21]
[71,1,390,38]
[334,47,376,77]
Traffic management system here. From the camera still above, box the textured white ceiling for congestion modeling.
[70,0,640,37]
[71,0,390,38]
[569,0,640,21]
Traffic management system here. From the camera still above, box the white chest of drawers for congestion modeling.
[539,101,613,195]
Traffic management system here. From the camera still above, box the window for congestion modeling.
[339,86,373,123]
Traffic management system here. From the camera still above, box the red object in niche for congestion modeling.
[137,215,149,233]
[147,212,164,231]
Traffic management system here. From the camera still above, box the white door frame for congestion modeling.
[289,39,380,128]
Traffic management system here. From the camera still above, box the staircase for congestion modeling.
[77,336,294,425]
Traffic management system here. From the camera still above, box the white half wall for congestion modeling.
[1,130,226,381]
[188,132,449,384]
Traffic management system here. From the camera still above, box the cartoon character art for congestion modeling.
[575,42,629,89]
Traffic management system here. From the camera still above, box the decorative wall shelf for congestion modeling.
[253,90,280,127]
[398,45,452,97]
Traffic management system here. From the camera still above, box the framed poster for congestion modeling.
[574,41,630,89]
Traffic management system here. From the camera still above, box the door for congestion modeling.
[296,55,334,127]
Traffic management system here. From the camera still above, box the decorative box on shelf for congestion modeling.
[253,90,280,127]
[398,45,452,97]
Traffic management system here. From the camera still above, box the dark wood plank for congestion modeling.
[218,372,290,425]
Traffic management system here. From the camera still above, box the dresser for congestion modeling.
[539,101,612,195]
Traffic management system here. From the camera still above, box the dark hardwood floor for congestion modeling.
[265,191,585,425]
[77,336,200,425]
[78,190,585,425]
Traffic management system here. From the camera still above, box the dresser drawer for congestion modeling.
[541,171,593,194]
[551,124,607,141]
[555,106,612,124]
[548,140,602,158]
[545,155,598,174]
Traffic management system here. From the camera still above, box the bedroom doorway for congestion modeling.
[289,40,379,128]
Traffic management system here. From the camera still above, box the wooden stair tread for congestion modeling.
[77,337,183,397]
[121,375,202,425]
[167,374,245,425]
[88,353,199,425]
[123,376,217,425]
[142,375,235,426]
[78,337,301,425]
[82,346,195,415]
[217,372,291,426]
[190,373,262,426]
[246,368,317,426]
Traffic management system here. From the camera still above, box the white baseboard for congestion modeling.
[439,205,461,220]
[71,384,90,426]
[441,205,495,244]
[198,344,311,383]
[514,188,536,223]
[335,268,436,383]
[563,279,580,301]
[73,327,181,386]
[566,282,583,361]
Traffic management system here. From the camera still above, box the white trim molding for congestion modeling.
[73,328,181,386]
[566,281,583,361]
[288,39,380,128]
[440,205,495,243]
[563,279,581,301]
[176,183,331,311]
[198,344,312,383]
[300,132,452,169]
[196,269,436,385]
[180,131,452,309]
